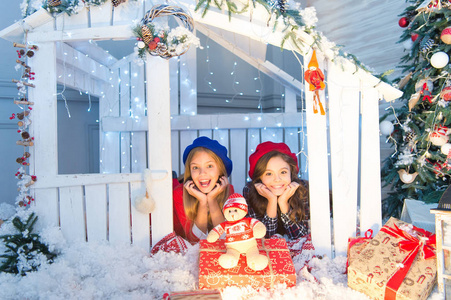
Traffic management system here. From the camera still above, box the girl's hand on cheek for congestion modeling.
[206,176,227,201]
[184,180,207,203]
[255,183,277,203]
[278,181,300,204]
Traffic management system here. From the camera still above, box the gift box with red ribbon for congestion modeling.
[348,217,437,300]
[347,229,373,271]
[199,238,296,290]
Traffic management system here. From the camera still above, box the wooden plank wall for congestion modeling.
[32,174,150,251]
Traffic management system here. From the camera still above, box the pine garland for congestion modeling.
[0,212,57,275]
[381,0,451,218]
[40,0,136,16]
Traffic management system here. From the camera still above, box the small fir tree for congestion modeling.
[382,0,451,217]
[0,211,57,275]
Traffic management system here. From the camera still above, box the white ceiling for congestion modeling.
[301,0,408,78]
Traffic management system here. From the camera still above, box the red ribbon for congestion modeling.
[348,229,373,250]
[346,229,374,272]
[380,222,436,300]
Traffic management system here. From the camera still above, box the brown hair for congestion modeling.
[247,151,307,223]
[183,147,230,230]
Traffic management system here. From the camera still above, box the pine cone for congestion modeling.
[156,43,168,56]
[420,38,435,53]
[405,131,416,143]
[48,0,62,7]
[141,25,153,45]
[277,0,287,14]
[112,0,126,7]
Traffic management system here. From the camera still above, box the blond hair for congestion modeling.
[183,147,230,230]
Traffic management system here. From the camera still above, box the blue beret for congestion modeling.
[183,136,233,176]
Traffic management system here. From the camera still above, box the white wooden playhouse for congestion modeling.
[0,0,402,257]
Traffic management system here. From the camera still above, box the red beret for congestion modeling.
[248,141,298,179]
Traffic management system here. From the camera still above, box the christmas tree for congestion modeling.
[381,0,451,218]
[0,210,57,275]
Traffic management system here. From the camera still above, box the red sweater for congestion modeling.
[172,183,234,243]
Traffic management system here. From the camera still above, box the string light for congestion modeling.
[203,36,217,93]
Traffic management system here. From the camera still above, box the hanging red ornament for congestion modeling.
[398,17,409,28]
[304,50,326,115]
[411,33,419,42]
[441,27,451,44]
[420,82,432,103]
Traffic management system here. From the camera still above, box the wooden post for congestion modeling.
[28,42,59,228]
[359,88,382,233]
[304,49,332,257]
[146,54,174,246]
[328,62,360,256]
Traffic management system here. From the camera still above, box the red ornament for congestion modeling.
[398,17,409,28]
[154,37,161,43]
[411,33,419,42]
[441,86,451,101]
[148,41,158,50]
[441,27,451,44]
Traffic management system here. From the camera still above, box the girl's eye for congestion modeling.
[207,164,214,168]
[191,166,198,170]
[265,172,272,177]
[281,170,288,175]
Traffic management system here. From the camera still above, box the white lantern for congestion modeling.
[431,52,449,69]
[431,187,451,298]
[380,120,394,136]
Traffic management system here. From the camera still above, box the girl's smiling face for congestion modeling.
[189,150,221,193]
[260,156,291,196]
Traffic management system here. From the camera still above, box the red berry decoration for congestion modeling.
[411,33,419,42]
[149,41,158,50]
[398,17,409,28]
[154,37,161,43]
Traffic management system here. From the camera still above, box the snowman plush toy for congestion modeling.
[207,193,269,271]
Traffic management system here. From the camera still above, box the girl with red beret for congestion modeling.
[173,136,234,243]
[244,141,309,240]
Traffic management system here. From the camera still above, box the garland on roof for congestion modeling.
[20,0,136,17]
[21,0,389,81]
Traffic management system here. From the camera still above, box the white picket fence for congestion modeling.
[0,0,402,257]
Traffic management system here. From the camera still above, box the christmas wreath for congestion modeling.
[133,4,200,59]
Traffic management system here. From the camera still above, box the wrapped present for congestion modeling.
[162,289,221,299]
[347,229,373,271]
[348,217,437,300]
[199,238,296,290]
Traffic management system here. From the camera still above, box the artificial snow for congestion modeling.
[0,206,445,299]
